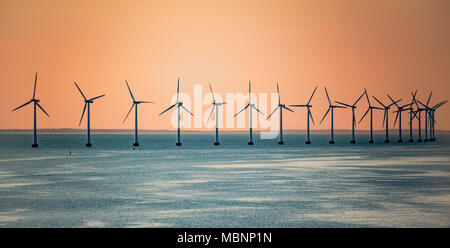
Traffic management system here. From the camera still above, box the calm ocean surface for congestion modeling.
[0,133,449,227]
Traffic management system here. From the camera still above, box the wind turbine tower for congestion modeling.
[290,86,317,144]
[320,87,346,144]
[12,72,50,148]
[359,89,383,143]
[159,78,193,146]
[335,90,365,143]
[267,82,294,145]
[74,82,105,147]
[372,96,401,143]
[234,81,264,145]
[122,80,154,147]
[207,83,226,145]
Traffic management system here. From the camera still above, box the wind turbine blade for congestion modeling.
[437,100,448,109]
[400,103,412,108]
[416,100,429,109]
[33,72,37,99]
[233,104,249,118]
[122,103,135,124]
[207,105,215,123]
[414,98,420,109]
[373,107,384,110]
[335,101,352,108]
[320,107,331,124]
[324,87,331,105]
[159,103,176,116]
[426,91,433,106]
[393,111,399,127]
[79,103,87,126]
[89,94,105,101]
[410,90,417,104]
[248,81,251,103]
[138,101,155,104]
[125,80,135,101]
[372,96,386,108]
[432,100,447,109]
[387,99,402,108]
[266,106,279,120]
[36,102,49,117]
[387,94,400,108]
[364,88,371,106]
[180,105,193,116]
[382,110,387,127]
[74,81,87,100]
[252,105,264,115]
[359,108,370,124]
[177,78,180,103]
[309,110,315,125]
[282,105,295,113]
[290,104,307,107]
[12,100,32,111]
[354,91,366,106]
[307,86,318,105]
[277,82,280,105]
[209,82,215,103]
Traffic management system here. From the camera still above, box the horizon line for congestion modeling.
[1,128,449,133]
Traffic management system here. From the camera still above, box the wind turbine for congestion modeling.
[407,90,418,143]
[418,99,447,142]
[266,82,294,145]
[234,81,264,145]
[290,86,317,144]
[320,87,346,144]
[372,96,401,143]
[122,80,154,147]
[207,83,226,145]
[74,81,105,147]
[420,92,433,142]
[159,78,193,146]
[12,72,49,147]
[412,98,425,142]
[359,89,384,143]
[335,90,365,143]
[429,100,447,141]
[388,94,411,143]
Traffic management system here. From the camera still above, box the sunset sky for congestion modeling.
[1,0,449,131]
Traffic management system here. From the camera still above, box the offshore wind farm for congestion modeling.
[2,74,449,228]
[1,0,450,229]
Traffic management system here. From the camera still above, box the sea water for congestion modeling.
[0,133,449,227]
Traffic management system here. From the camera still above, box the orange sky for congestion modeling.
[1,0,449,131]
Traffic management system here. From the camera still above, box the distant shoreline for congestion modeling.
[1,128,449,135]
